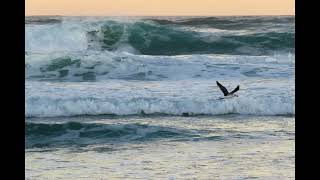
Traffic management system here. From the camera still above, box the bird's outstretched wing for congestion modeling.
[230,85,240,95]
[216,81,229,96]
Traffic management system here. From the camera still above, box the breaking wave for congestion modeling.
[26,17,294,55]
[26,82,294,117]
[25,16,295,118]
[25,52,294,81]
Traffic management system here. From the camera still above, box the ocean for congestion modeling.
[25,16,295,179]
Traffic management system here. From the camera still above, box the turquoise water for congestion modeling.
[25,16,295,179]
[26,115,294,179]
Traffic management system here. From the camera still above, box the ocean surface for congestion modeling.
[25,16,295,179]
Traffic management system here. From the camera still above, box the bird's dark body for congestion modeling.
[216,81,240,99]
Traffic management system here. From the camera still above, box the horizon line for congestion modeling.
[25,14,295,17]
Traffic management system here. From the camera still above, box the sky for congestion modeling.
[26,0,295,16]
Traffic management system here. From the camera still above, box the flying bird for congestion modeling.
[216,81,240,99]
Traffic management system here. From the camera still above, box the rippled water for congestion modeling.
[26,115,294,179]
[25,16,295,179]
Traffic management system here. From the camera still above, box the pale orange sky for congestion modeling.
[26,0,295,16]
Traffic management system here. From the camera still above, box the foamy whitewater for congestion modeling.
[25,16,295,179]
[25,16,294,117]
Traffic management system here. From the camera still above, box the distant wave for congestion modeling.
[25,17,294,55]
[148,16,295,29]
[25,16,62,25]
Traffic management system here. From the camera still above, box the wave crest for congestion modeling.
[26,17,295,55]
[26,93,294,117]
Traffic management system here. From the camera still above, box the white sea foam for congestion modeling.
[25,52,294,81]
[25,18,142,53]
[25,22,88,52]
[25,17,294,55]
[25,80,294,117]
[25,17,295,118]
